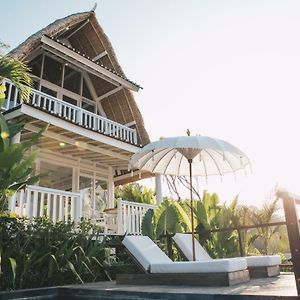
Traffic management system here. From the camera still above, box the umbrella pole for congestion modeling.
[188,159,196,261]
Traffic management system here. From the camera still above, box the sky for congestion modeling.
[2,0,300,207]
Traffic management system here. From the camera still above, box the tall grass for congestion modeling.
[0,213,112,291]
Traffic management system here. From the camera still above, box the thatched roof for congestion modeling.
[9,11,150,146]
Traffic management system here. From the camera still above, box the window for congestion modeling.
[42,55,63,85]
[62,95,77,106]
[82,100,95,113]
[63,66,81,94]
[41,86,57,98]
[82,79,93,100]
[29,54,43,78]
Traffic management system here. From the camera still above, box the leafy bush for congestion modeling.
[0,214,112,291]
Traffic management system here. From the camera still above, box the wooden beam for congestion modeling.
[82,71,106,117]
[24,123,130,161]
[65,19,90,39]
[92,51,107,61]
[96,86,123,101]
[41,36,140,92]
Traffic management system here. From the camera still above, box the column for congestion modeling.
[8,132,21,211]
[72,167,80,222]
[155,174,163,205]
[108,166,115,208]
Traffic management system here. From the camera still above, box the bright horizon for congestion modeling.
[2,0,300,207]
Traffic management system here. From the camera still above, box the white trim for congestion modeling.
[108,166,114,208]
[41,36,140,92]
[92,51,107,61]
[24,122,131,161]
[96,86,123,101]
[82,71,106,117]
[19,104,139,152]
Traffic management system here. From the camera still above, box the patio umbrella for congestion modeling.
[130,132,251,261]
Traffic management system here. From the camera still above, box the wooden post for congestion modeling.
[278,189,300,295]
[108,166,114,209]
[237,229,244,257]
[155,174,163,205]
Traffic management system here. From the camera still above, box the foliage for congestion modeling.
[0,54,32,103]
[0,214,112,291]
[0,117,45,211]
[115,183,156,205]
[247,198,281,255]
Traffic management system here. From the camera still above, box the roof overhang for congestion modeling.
[4,104,141,169]
[40,35,140,92]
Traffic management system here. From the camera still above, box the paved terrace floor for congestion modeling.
[65,273,299,299]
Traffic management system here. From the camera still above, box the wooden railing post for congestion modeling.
[277,189,300,295]
[117,198,123,235]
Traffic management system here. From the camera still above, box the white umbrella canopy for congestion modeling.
[130,134,251,261]
[130,135,250,178]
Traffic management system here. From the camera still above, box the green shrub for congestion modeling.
[0,214,112,291]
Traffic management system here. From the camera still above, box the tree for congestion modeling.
[115,183,156,205]
[0,118,44,211]
[0,42,32,103]
[247,197,281,255]
[0,44,42,211]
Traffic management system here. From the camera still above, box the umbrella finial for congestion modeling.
[187,129,191,136]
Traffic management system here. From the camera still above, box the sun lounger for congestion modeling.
[172,233,281,278]
[116,235,249,286]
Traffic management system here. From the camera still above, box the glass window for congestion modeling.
[82,79,93,100]
[39,161,72,191]
[29,54,43,78]
[82,100,95,113]
[63,66,81,94]
[41,86,57,98]
[62,95,77,106]
[42,55,63,86]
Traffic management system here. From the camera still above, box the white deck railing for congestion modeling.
[8,185,82,223]
[2,79,138,145]
[117,198,157,235]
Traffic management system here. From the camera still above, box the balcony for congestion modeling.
[2,79,138,145]
[9,186,157,235]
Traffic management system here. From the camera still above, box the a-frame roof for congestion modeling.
[9,10,150,146]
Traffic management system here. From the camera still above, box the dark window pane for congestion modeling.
[29,54,43,78]
[82,100,95,113]
[82,79,92,100]
[63,95,77,106]
[41,86,57,98]
[63,66,81,94]
[42,55,63,86]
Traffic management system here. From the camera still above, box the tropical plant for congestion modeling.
[0,214,113,290]
[247,198,281,255]
[115,183,156,205]
[141,192,241,258]
[0,117,45,211]
[0,45,32,103]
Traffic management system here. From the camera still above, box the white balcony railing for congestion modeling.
[2,79,138,145]
[8,185,82,223]
[117,198,157,235]
[8,185,156,233]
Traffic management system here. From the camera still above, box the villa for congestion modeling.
[2,9,161,234]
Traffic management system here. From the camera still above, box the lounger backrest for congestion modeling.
[173,233,212,261]
[122,236,172,272]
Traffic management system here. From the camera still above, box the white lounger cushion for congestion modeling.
[173,233,212,261]
[123,236,172,271]
[245,255,281,267]
[173,233,281,267]
[151,258,247,273]
[123,235,247,273]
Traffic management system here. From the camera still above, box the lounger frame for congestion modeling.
[117,245,250,286]
[116,269,250,286]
